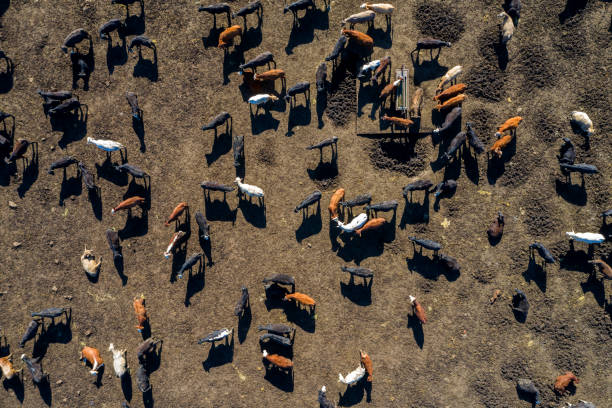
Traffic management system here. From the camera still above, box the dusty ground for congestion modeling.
[0,0,611,407]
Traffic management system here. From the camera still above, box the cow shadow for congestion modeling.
[307,153,338,181]
[0,54,14,94]
[250,107,280,134]
[264,366,294,392]
[559,246,591,273]
[205,131,232,165]
[285,6,329,55]
[522,258,547,293]
[407,314,425,349]
[125,177,151,210]
[202,336,234,371]
[238,195,266,228]
[2,376,24,404]
[340,275,373,306]
[486,137,517,185]
[336,233,384,264]
[124,1,146,36]
[132,116,146,152]
[59,172,83,206]
[199,234,213,266]
[70,48,94,91]
[238,307,252,344]
[399,194,430,228]
[559,0,587,23]
[105,37,128,75]
[204,193,237,223]
[463,147,480,185]
[555,178,587,206]
[118,209,148,239]
[184,261,205,307]
[84,177,102,213]
[0,0,8,17]
[240,25,263,52]
[52,107,89,149]
[114,255,128,286]
[283,302,315,333]
[202,25,224,49]
[16,145,39,198]
[338,379,366,406]
[286,103,311,136]
[96,156,128,186]
[121,371,133,402]
[366,21,392,48]
[357,80,379,118]
[316,90,327,128]
[37,314,73,347]
[406,250,457,281]
[222,45,245,85]
[264,284,290,311]
[432,184,457,212]
[580,273,606,307]
[133,48,158,82]
[38,378,52,406]
[411,55,447,86]
[295,204,322,242]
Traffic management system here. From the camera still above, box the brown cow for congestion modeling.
[495,116,523,137]
[165,202,188,226]
[218,25,242,48]
[284,292,316,312]
[490,134,513,158]
[554,372,579,394]
[589,259,612,279]
[329,188,345,220]
[360,350,373,382]
[382,115,414,129]
[379,78,401,103]
[433,83,467,102]
[133,296,148,332]
[341,28,373,49]
[254,69,285,82]
[80,346,104,375]
[111,196,145,215]
[355,217,385,237]
[372,55,391,83]
[263,350,293,370]
[0,354,21,380]
[435,94,466,111]
[409,87,423,118]
[409,295,427,324]
[487,212,504,240]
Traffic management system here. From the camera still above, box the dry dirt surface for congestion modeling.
[0,0,611,407]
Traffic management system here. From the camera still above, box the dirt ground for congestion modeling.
[0,0,611,407]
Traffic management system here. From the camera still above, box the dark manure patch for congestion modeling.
[470,376,507,408]
[554,14,588,58]
[465,106,496,145]
[414,1,466,43]
[514,44,556,93]
[326,72,356,127]
[545,322,588,375]
[465,62,506,102]
[498,148,541,187]
[256,144,276,166]
[523,199,560,237]
[576,81,612,135]
[368,138,429,177]
[532,106,565,144]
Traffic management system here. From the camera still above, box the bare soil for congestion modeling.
[0,0,610,407]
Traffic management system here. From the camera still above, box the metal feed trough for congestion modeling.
[395,65,409,115]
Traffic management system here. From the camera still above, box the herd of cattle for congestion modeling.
[0,0,609,407]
